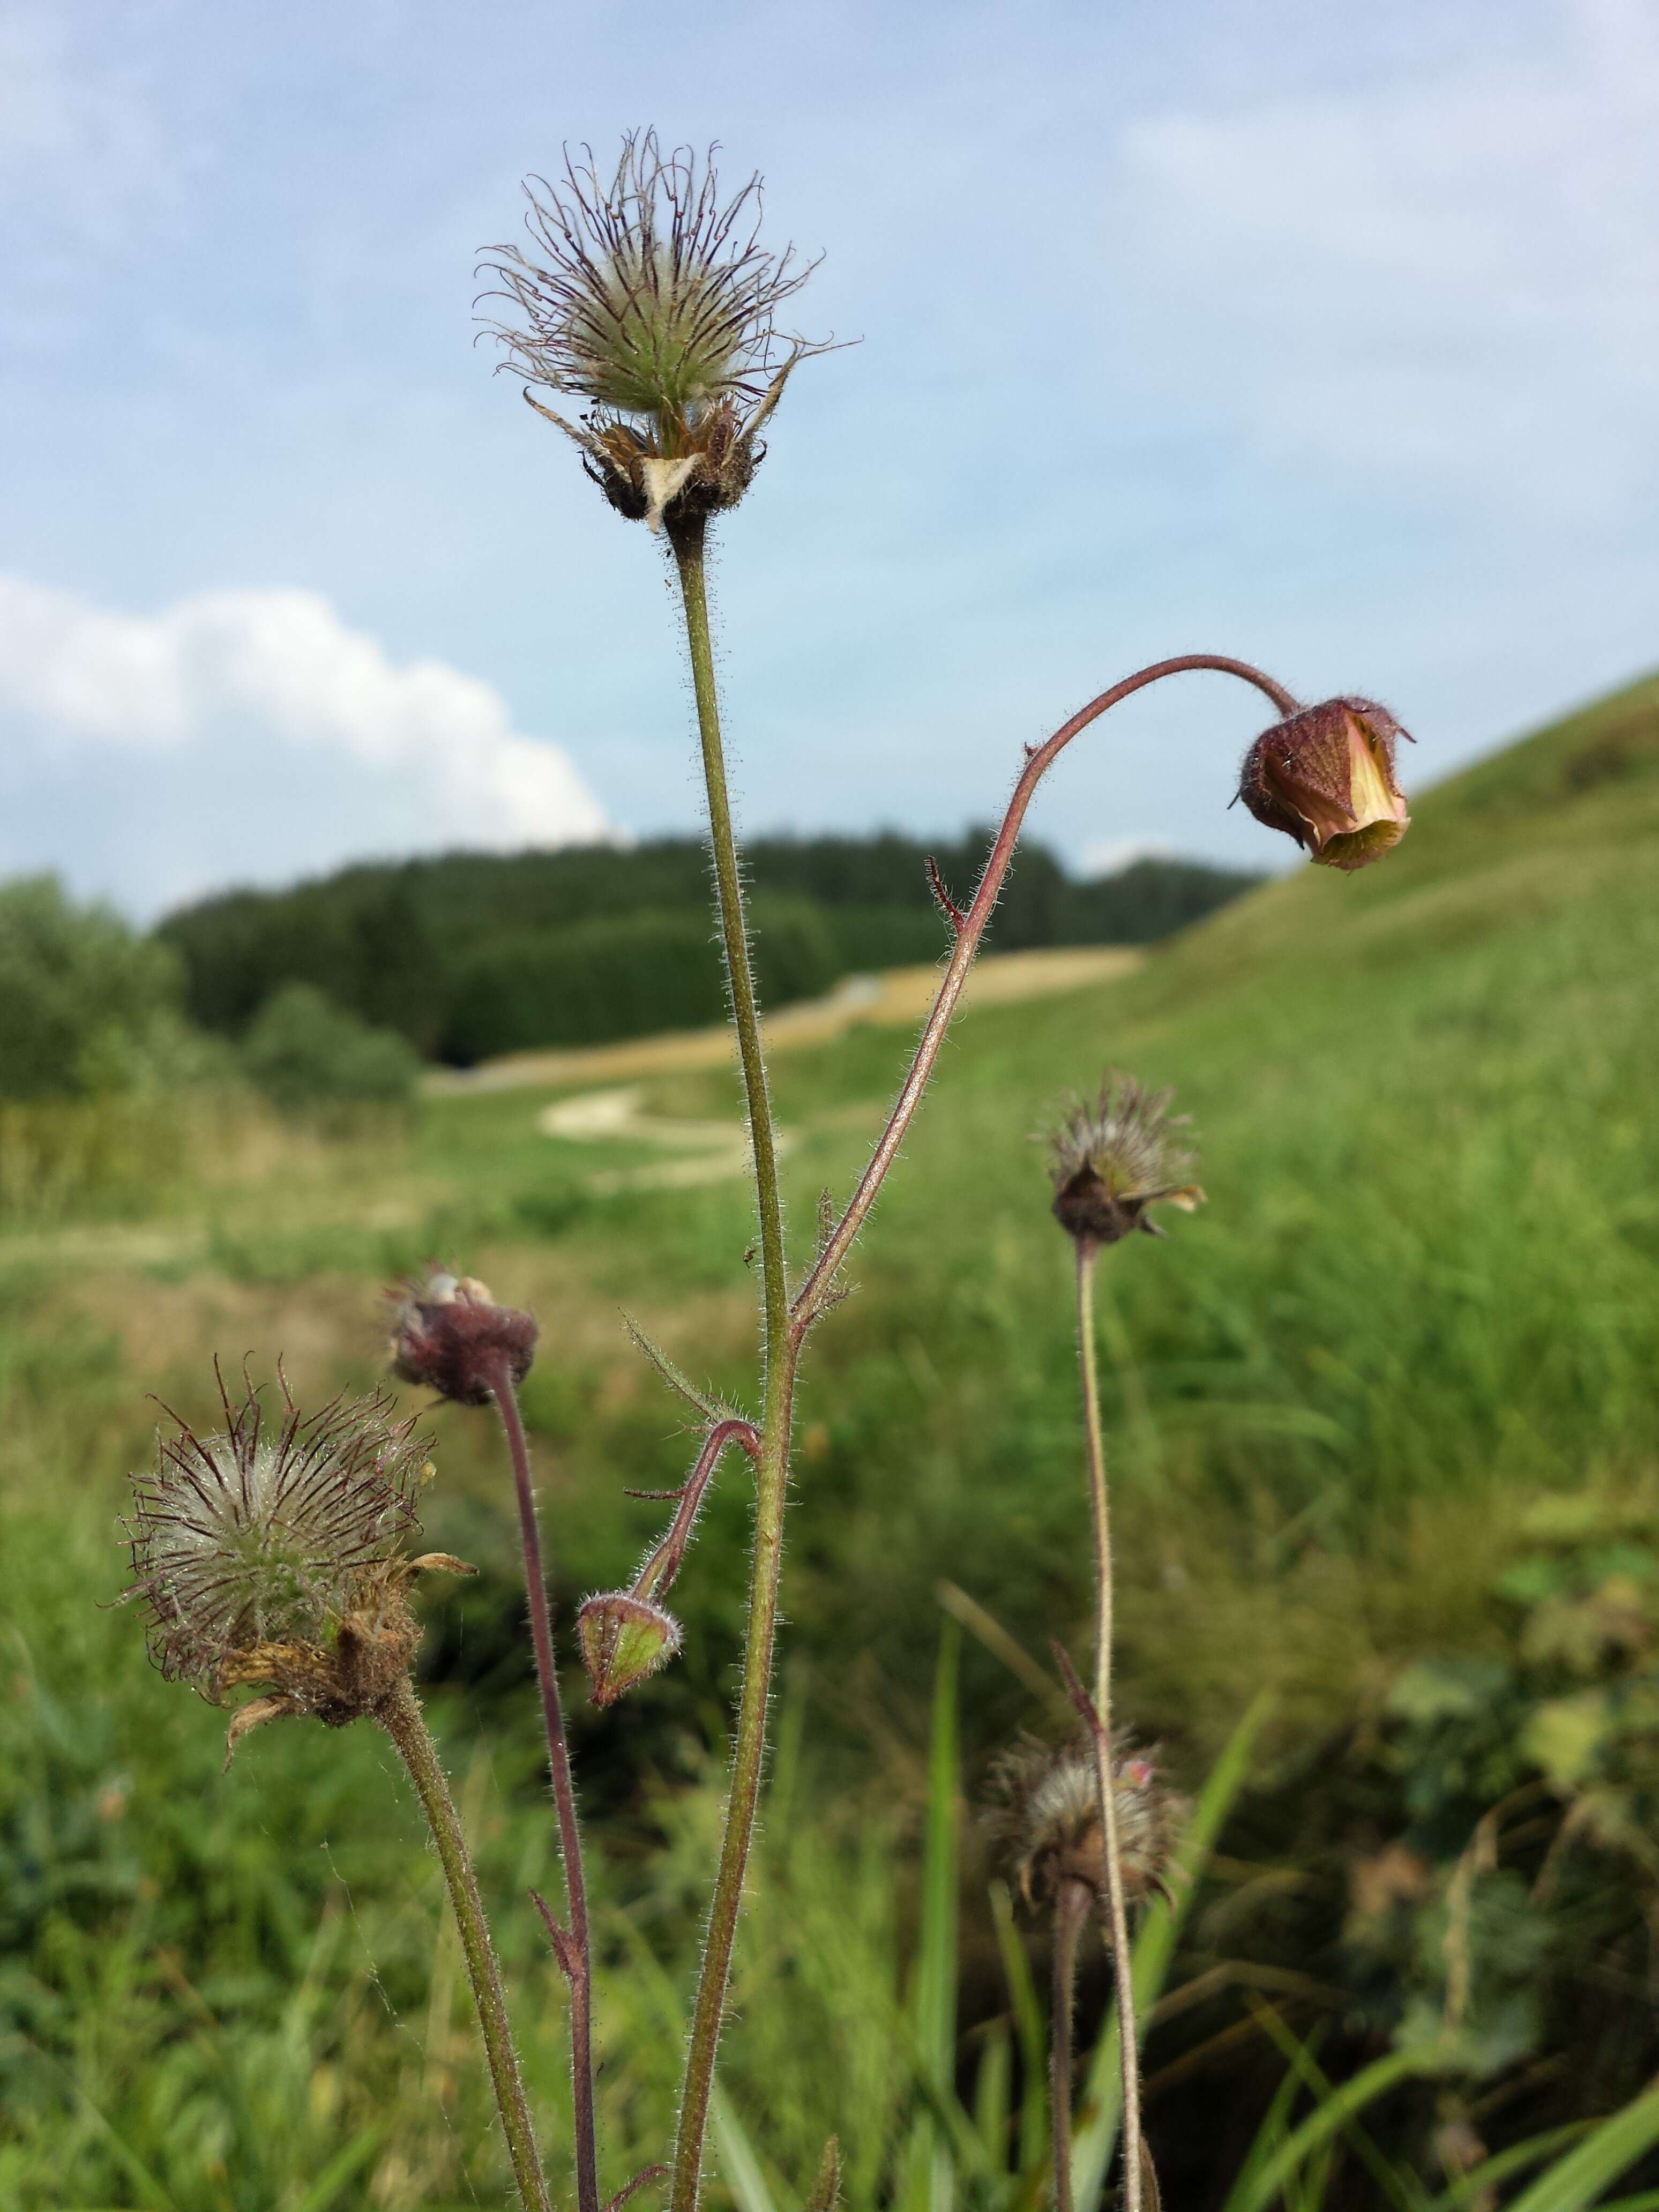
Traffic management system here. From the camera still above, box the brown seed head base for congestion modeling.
[390,1272,539,1406]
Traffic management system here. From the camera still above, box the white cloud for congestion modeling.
[1111,0,1659,519]
[0,576,615,913]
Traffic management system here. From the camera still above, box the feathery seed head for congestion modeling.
[1045,1073,1203,1250]
[480,131,827,530]
[1237,697,1413,871]
[123,1372,472,1761]
[987,1734,1179,1924]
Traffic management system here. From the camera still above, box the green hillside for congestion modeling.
[4,670,1659,2207]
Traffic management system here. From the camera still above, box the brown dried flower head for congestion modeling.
[1046,1074,1204,1250]
[479,130,828,532]
[1237,696,1413,871]
[123,1371,473,1763]
[390,1271,538,1407]
[988,1734,1180,1924]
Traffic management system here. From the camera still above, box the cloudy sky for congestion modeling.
[3,0,1656,917]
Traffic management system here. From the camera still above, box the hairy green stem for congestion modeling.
[1050,1877,1090,2212]
[1074,1243,1144,2212]
[667,515,797,2212]
[379,1676,551,2212]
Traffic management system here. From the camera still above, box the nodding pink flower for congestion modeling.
[1238,697,1412,871]
[390,1271,538,1407]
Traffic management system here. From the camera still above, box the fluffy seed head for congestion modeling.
[390,1271,538,1407]
[987,1734,1180,1923]
[124,1374,427,1695]
[480,131,827,527]
[1237,697,1413,871]
[1045,1073,1204,1249]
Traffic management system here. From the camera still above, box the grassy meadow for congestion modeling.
[4,671,1659,2209]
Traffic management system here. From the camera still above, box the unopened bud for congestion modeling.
[1238,697,1411,871]
[577,1590,682,1707]
[390,1271,537,1406]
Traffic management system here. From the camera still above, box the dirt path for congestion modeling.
[424,944,1142,1098]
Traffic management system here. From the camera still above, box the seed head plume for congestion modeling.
[480,131,830,529]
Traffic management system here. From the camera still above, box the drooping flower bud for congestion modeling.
[122,1372,473,1762]
[479,131,828,532]
[1237,697,1412,871]
[390,1271,538,1407]
[1045,1073,1204,1251]
[987,1733,1180,1926]
[576,1590,683,1707]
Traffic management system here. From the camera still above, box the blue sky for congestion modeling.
[3,0,1656,916]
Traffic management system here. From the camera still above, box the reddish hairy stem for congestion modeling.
[486,1351,600,2212]
[632,1418,760,1603]
[789,655,1297,1333]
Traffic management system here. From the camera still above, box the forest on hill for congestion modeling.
[154,832,1261,1064]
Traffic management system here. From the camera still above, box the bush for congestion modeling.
[0,876,190,1102]
[241,984,421,1115]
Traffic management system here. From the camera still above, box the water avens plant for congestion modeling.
[119,129,1413,2212]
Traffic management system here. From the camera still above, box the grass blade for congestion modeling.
[990,1880,1049,2180]
[906,1621,962,2212]
[1222,2048,1431,2212]
[1507,2088,1659,2212]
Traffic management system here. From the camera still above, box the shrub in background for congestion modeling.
[0,876,202,1103]
[241,983,420,1117]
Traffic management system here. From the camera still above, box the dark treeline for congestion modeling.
[156,832,1262,1065]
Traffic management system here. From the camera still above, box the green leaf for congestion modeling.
[1506,2087,1659,2212]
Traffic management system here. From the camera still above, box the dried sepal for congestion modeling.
[1045,1074,1203,1250]
[577,1591,683,1707]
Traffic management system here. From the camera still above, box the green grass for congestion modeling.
[3,669,1659,2206]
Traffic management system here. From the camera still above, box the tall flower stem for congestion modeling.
[667,513,800,2212]
[485,1352,599,2212]
[1050,1876,1091,2212]
[379,1676,552,2212]
[1073,1243,1143,2212]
